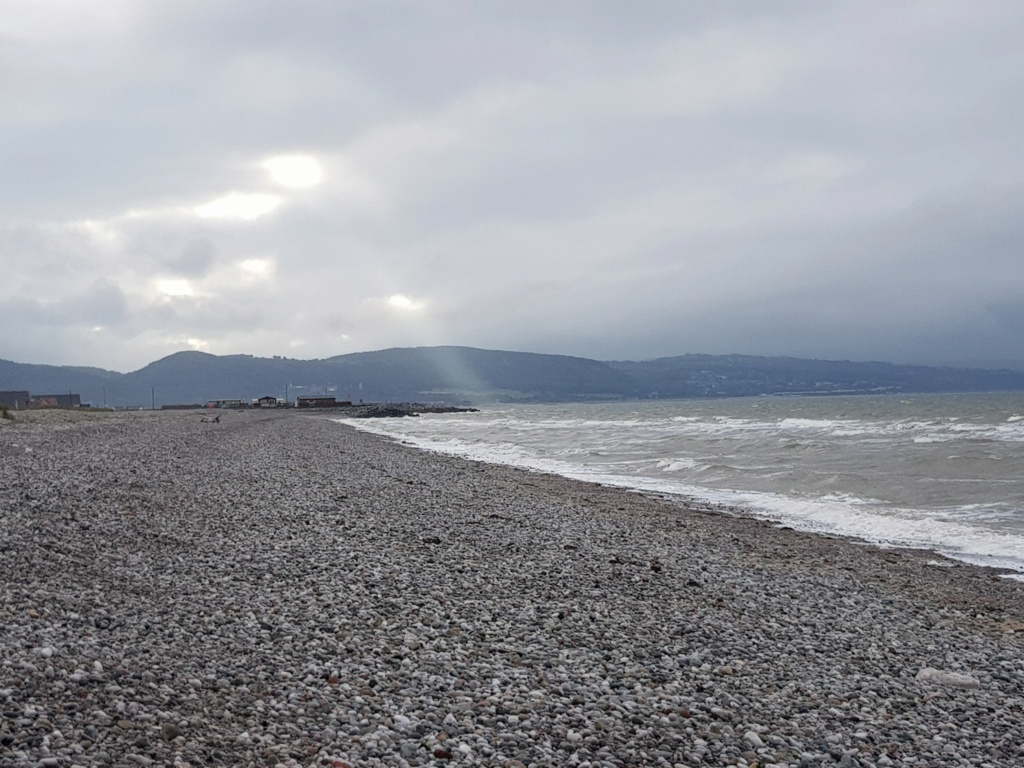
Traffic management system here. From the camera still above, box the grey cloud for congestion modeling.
[3,2,1024,371]
[990,300,1024,335]
[68,279,128,325]
[0,279,126,328]
[167,239,217,276]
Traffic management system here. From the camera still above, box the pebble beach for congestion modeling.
[1,410,1023,768]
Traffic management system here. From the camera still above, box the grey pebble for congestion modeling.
[0,410,1022,767]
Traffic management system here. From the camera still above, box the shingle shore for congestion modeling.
[1,410,1022,768]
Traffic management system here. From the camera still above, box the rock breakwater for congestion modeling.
[1,410,1023,767]
[340,404,478,419]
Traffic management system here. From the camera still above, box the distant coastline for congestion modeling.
[3,345,1024,409]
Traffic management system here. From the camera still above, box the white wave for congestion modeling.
[406,408,1024,447]
[656,457,702,472]
[778,417,865,431]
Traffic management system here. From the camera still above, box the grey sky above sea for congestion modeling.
[3,1,1024,373]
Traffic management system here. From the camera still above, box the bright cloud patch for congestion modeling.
[78,219,121,247]
[157,278,194,297]
[195,193,282,220]
[239,258,274,279]
[265,155,324,188]
[388,294,424,311]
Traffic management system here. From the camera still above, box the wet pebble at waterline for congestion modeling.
[1,409,1023,767]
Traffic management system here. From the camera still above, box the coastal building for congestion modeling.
[1,391,87,409]
[34,393,82,408]
[255,396,282,408]
[205,399,244,409]
[0,391,30,409]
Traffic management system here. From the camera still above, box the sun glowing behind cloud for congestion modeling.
[157,278,194,297]
[183,337,209,351]
[264,155,324,188]
[195,192,282,220]
[388,294,424,311]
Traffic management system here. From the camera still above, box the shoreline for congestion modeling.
[339,413,1024,582]
[2,410,1022,767]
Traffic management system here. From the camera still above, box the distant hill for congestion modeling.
[0,358,120,399]
[2,346,1024,408]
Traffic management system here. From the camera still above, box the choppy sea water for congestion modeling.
[337,392,1024,576]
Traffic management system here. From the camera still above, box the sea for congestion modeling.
[338,392,1024,578]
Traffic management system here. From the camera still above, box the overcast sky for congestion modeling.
[3,1,1024,372]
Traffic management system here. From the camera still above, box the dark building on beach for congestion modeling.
[34,393,82,408]
[205,399,244,409]
[0,391,82,409]
[0,391,31,409]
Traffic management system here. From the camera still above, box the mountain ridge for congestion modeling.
[3,346,1024,408]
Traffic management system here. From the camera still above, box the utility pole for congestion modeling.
[151,386,155,411]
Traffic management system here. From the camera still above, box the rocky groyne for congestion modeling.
[339,404,478,419]
[1,410,1022,767]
